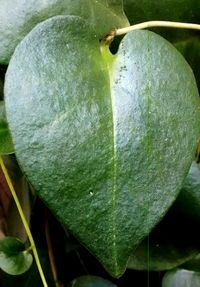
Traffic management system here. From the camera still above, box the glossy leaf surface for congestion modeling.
[162,269,200,287]
[0,0,129,64]
[0,237,32,275]
[4,16,200,277]
[0,102,14,154]
[68,276,117,287]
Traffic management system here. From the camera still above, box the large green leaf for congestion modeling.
[4,16,200,277]
[0,101,14,154]
[0,237,33,275]
[0,0,129,64]
[68,276,117,287]
[162,269,200,287]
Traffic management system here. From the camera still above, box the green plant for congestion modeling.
[1,1,200,287]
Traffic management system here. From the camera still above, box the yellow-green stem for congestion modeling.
[0,156,48,287]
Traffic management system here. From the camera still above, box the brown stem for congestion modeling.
[45,210,63,287]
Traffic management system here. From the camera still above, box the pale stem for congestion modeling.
[116,21,200,36]
[0,156,48,287]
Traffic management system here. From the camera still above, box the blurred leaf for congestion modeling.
[162,269,200,287]
[67,276,117,287]
[65,0,129,36]
[0,237,33,275]
[181,254,200,272]
[124,0,200,23]
[0,0,129,64]
[128,162,200,271]
[127,206,199,271]
[123,0,200,42]
[127,238,198,272]
[173,162,200,221]
[0,102,14,154]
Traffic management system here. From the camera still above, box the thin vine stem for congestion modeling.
[102,21,200,44]
[116,21,200,36]
[0,156,48,287]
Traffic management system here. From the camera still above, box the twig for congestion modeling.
[45,210,63,287]
[103,21,200,44]
[116,21,200,36]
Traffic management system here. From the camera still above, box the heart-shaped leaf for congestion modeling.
[0,101,14,154]
[4,16,200,277]
[0,0,129,64]
[0,236,33,275]
[162,269,200,287]
[67,276,117,287]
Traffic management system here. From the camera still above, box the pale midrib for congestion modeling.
[110,74,118,272]
[101,46,118,272]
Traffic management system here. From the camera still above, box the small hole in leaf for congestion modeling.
[109,35,124,55]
